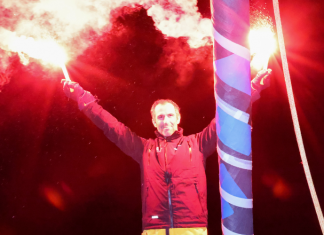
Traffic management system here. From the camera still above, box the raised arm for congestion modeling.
[62,80,146,164]
[196,69,272,158]
[195,118,217,158]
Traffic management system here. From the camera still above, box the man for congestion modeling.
[62,69,271,235]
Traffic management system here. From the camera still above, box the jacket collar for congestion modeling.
[155,127,183,141]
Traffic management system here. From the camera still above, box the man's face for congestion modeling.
[152,102,180,137]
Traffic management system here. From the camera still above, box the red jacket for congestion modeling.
[83,102,216,230]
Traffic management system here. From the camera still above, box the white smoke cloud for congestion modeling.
[0,27,16,51]
[147,0,212,48]
[2,0,140,53]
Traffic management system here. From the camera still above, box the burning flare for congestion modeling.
[11,37,67,66]
[0,27,67,66]
[249,27,276,70]
[0,27,70,80]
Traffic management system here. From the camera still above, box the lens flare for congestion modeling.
[42,186,65,210]
[249,27,276,70]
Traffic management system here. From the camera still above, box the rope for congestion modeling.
[273,0,324,233]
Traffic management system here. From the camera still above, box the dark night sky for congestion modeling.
[1,0,324,234]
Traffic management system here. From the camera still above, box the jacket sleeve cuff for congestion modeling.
[251,87,261,103]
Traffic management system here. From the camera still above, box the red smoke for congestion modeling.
[0,0,212,90]
[0,0,272,91]
[0,0,210,65]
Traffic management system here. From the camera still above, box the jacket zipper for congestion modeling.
[148,144,153,166]
[194,183,207,218]
[164,139,168,169]
[187,141,192,162]
[164,139,174,228]
[168,186,174,227]
[145,187,148,213]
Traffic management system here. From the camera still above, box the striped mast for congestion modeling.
[211,0,253,234]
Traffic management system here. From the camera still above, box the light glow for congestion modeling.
[249,27,276,70]
[9,36,68,66]
[0,27,71,80]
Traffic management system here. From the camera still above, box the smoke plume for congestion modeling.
[0,0,212,90]
[147,0,212,48]
[0,0,212,89]
[0,0,210,58]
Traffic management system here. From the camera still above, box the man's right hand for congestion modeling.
[61,79,85,101]
[251,69,272,91]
